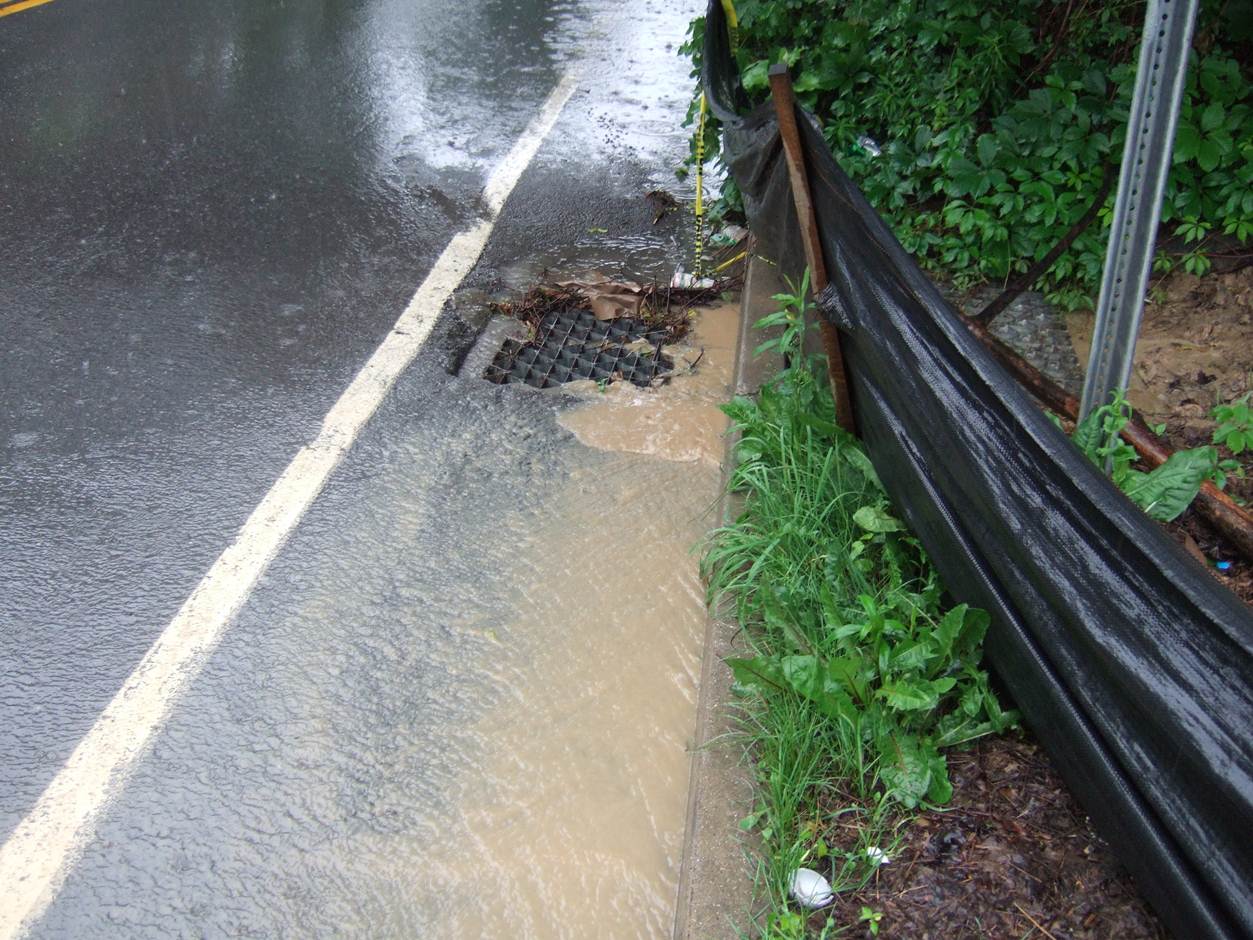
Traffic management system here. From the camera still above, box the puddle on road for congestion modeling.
[557,302,739,467]
[405,304,738,938]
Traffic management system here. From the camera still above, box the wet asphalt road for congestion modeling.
[1,0,700,933]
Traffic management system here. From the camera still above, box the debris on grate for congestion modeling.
[483,307,674,390]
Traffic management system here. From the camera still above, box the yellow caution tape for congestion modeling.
[712,249,748,274]
[720,0,740,53]
[693,91,709,278]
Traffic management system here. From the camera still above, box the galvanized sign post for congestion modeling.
[1079,0,1199,421]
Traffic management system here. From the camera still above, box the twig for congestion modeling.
[975,167,1114,324]
[1014,902,1060,940]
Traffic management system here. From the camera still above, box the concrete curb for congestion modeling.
[672,256,785,940]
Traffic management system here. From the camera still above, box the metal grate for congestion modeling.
[484,307,673,389]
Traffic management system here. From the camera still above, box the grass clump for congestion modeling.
[702,278,1016,936]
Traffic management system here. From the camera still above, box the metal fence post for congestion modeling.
[1078,0,1199,420]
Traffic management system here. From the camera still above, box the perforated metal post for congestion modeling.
[1079,0,1199,420]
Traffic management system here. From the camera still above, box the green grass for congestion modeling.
[703,282,1015,937]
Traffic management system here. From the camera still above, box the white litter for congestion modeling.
[856,134,882,158]
[670,268,715,290]
[866,846,891,866]
[789,867,835,909]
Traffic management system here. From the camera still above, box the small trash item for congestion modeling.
[709,223,750,247]
[856,134,882,158]
[866,846,891,866]
[645,189,679,224]
[1215,560,1232,572]
[670,268,715,290]
[789,867,834,909]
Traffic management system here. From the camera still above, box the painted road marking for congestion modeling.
[0,0,58,18]
[0,71,578,940]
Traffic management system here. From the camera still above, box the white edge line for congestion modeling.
[0,71,578,940]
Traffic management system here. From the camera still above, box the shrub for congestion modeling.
[682,0,1252,308]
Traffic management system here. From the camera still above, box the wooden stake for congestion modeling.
[768,63,857,435]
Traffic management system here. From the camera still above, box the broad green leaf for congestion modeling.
[793,70,823,93]
[727,656,785,691]
[932,676,957,695]
[827,654,870,703]
[842,447,883,489]
[853,505,904,533]
[1122,447,1216,521]
[742,60,770,93]
[1081,69,1106,95]
[780,655,857,720]
[780,655,823,700]
[934,604,967,657]
[892,642,933,671]
[1071,406,1105,463]
[876,733,931,808]
[946,156,987,197]
[880,679,936,711]
[959,681,986,717]
[925,748,953,803]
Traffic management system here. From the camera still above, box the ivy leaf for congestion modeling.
[1201,102,1225,133]
[1197,139,1222,173]
[1174,124,1200,162]
[1081,69,1107,95]
[946,157,987,197]
[976,134,999,167]
[742,59,770,93]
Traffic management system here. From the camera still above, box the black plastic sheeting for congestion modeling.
[701,4,1253,937]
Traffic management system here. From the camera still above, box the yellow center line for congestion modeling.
[0,0,58,17]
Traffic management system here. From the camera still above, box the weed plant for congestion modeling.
[703,279,1015,936]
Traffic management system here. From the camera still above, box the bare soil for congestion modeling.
[821,734,1167,940]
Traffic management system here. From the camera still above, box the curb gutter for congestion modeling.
[672,256,786,940]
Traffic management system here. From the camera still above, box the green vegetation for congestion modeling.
[1066,390,1218,521]
[703,280,1015,935]
[1211,391,1251,493]
[1062,387,1253,518]
[682,0,1252,308]
[1213,390,1251,456]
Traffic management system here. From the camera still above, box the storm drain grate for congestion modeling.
[484,307,673,390]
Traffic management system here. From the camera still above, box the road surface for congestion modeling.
[0,0,721,935]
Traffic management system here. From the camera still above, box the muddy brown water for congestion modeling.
[403,304,737,937]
